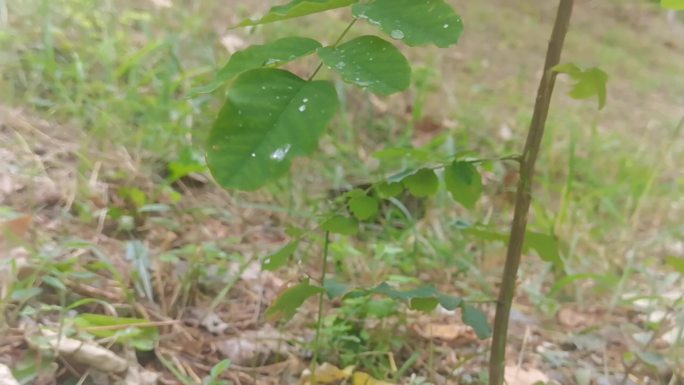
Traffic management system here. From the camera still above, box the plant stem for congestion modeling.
[488,1,574,384]
[308,19,358,81]
[310,231,331,383]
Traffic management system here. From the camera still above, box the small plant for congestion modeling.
[199,0,609,384]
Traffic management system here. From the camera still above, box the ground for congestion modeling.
[1,0,683,384]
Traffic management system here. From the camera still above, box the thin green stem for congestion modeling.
[488,1,574,384]
[308,18,358,81]
[310,230,331,383]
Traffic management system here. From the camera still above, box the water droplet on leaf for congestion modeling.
[270,144,291,162]
[390,30,405,40]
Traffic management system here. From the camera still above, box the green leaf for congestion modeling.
[374,181,404,198]
[410,297,439,311]
[437,294,462,310]
[323,278,349,299]
[444,161,483,209]
[262,241,299,271]
[318,35,411,95]
[191,37,322,96]
[349,195,380,220]
[554,63,608,109]
[465,226,565,271]
[666,256,684,275]
[322,215,358,235]
[352,0,464,47]
[207,68,338,191]
[345,282,462,313]
[238,0,358,26]
[73,314,159,351]
[265,280,324,321]
[662,0,684,10]
[402,169,439,198]
[207,359,232,383]
[461,304,491,339]
[524,231,562,269]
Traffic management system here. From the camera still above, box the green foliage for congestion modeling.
[465,227,564,270]
[444,161,483,209]
[203,360,232,385]
[402,169,439,198]
[266,280,325,321]
[553,63,608,109]
[73,314,159,351]
[462,304,492,339]
[322,215,359,235]
[348,194,380,220]
[344,282,490,339]
[318,35,411,95]
[374,181,404,198]
[237,0,358,26]
[662,0,684,10]
[263,241,299,271]
[352,0,464,47]
[207,68,338,190]
[192,37,322,95]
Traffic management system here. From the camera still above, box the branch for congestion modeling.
[488,1,575,384]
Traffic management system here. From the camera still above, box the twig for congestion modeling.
[488,1,575,384]
[310,231,331,384]
[308,19,358,81]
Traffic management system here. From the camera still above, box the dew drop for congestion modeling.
[251,153,256,158]
[303,98,309,103]
[443,24,449,28]
[299,105,307,112]
[270,144,291,162]
[390,30,405,40]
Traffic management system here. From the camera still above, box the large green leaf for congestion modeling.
[238,0,358,26]
[402,168,439,198]
[662,0,684,10]
[444,161,483,209]
[553,63,608,109]
[262,241,299,271]
[207,68,338,190]
[352,0,464,47]
[462,304,491,339]
[191,37,322,95]
[318,35,411,95]
[322,215,358,235]
[349,194,380,220]
[524,231,563,269]
[266,280,324,321]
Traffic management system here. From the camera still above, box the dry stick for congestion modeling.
[487,1,575,384]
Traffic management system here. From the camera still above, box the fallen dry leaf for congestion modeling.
[300,362,353,385]
[148,0,172,8]
[352,371,395,385]
[504,365,549,385]
[0,363,20,385]
[29,329,128,373]
[221,34,246,54]
[215,325,290,366]
[557,307,594,329]
[412,322,475,342]
[1,215,32,251]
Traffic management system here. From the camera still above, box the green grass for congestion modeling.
[1,0,683,383]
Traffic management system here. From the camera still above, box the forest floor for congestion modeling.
[1,1,684,385]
